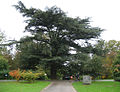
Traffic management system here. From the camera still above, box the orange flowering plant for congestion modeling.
[9,69,21,81]
[9,68,47,82]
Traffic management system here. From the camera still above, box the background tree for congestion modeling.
[0,30,10,79]
[92,40,108,56]
[0,30,8,70]
[0,30,17,70]
[61,53,103,80]
[59,53,90,79]
[0,56,9,71]
[85,55,103,78]
[14,1,103,79]
[102,40,120,78]
[15,36,51,70]
[92,40,120,79]
[113,51,120,81]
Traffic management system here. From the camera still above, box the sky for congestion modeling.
[0,0,120,41]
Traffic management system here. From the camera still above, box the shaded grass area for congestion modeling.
[73,81,120,92]
[0,81,50,92]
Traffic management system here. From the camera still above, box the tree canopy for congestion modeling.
[14,1,103,79]
[113,51,120,81]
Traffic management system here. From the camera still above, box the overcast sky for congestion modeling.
[0,0,120,41]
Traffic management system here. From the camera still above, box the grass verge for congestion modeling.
[73,81,120,92]
[0,81,50,92]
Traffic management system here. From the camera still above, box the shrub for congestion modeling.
[0,56,10,79]
[35,66,48,80]
[113,64,120,81]
[9,69,48,82]
[0,56,9,70]
[9,69,21,81]
[113,51,120,81]
[0,70,12,79]
[20,70,43,82]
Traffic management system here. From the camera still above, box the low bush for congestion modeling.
[0,56,9,70]
[0,70,12,79]
[113,51,120,81]
[0,56,10,79]
[9,69,21,81]
[9,69,48,82]
[35,66,48,80]
[113,65,120,81]
[20,70,40,82]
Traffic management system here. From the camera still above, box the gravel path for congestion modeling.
[41,81,76,92]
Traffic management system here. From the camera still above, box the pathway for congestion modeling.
[41,81,76,92]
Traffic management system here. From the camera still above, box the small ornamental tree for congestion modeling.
[113,51,120,81]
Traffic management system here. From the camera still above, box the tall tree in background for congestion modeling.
[113,51,120,81]
[0,30,16,70]
[93,40,120,78]
[93,40,108,57]
[102,40,120,78]
[14,1,103,79]
[0,30,6,53]
[0,30,10,79]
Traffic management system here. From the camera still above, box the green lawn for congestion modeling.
[0,81,50,92]
[73,81,120,92]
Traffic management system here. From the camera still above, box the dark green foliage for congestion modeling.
[0,56,10,79]
[77,54,102,78]
[83,55,103,78]
[113,51,120,81]
[60,54,103,79]
[16,39,39,69]
[16,36,52,70]
[92,40,108,57]
[0,30,18,70]
[94,40,120,79]
[14,1,103,79]
[0,56,9,71]
[63,53,90,76]
[0,70,12,79]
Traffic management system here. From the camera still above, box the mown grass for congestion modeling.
[0,81,50,92]
[73,81,120,92]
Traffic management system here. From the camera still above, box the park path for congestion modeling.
[41,81,76,92]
